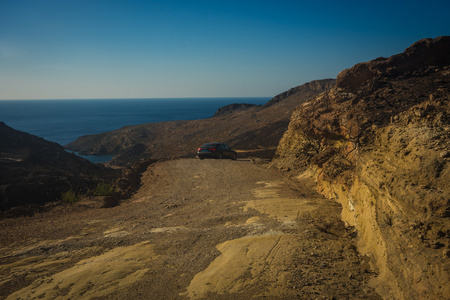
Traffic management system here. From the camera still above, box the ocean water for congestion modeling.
[0,98,269,162]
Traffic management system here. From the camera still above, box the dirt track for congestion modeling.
[0,159,381,299]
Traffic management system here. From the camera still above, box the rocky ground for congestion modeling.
[0,159,381,299]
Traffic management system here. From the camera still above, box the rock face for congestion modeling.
[0,122,118,211]
[263,79,336,107]
[272,37,450,299]
[66,79,335,166]
[336,36,450,93]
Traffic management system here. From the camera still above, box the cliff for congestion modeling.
[272,36,450,299]
[66,79,335,166]
[0,122,119,212]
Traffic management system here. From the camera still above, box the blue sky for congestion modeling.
[1,0,449,100]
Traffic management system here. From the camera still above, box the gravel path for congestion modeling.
[0,159,381,299]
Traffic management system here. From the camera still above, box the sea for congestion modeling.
[0,97,270,162]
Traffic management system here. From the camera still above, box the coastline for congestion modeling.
[1,97,270,162]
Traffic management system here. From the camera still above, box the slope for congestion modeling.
[0,122,119,211]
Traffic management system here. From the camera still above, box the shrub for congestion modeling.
[61,190,79,203]
[93,182,116,196]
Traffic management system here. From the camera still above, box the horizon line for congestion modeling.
[0,96,273,101]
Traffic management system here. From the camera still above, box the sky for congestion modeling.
[0,0,449,100]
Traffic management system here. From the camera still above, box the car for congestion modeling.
[197,143,237,160]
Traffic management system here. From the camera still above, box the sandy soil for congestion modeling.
[0,159,381,299]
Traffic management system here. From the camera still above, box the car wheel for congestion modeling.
[219,153,223,159]
[232,154,237,160]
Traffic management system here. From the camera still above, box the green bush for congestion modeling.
[61,190,79,203]
[93,182,116,196]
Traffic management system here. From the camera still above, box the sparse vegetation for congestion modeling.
[93,182,116,196]
[61,189,80,203]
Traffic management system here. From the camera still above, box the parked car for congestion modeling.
[197,143,237,160]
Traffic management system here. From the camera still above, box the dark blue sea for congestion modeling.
[0,98,269,162]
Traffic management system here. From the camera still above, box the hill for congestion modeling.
[66,79,335,166]
[212,103,259,117]
[272,36,450,299]
[0,122,120,212]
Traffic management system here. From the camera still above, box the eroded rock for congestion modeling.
[272,36,450,299]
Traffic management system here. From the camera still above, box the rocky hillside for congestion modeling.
[272,36,450,299]
[262,80,338,108]
[0,122,119,212]
[66,79,335,166]
[212,103,259,117]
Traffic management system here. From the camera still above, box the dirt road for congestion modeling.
[0,159,381,299]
